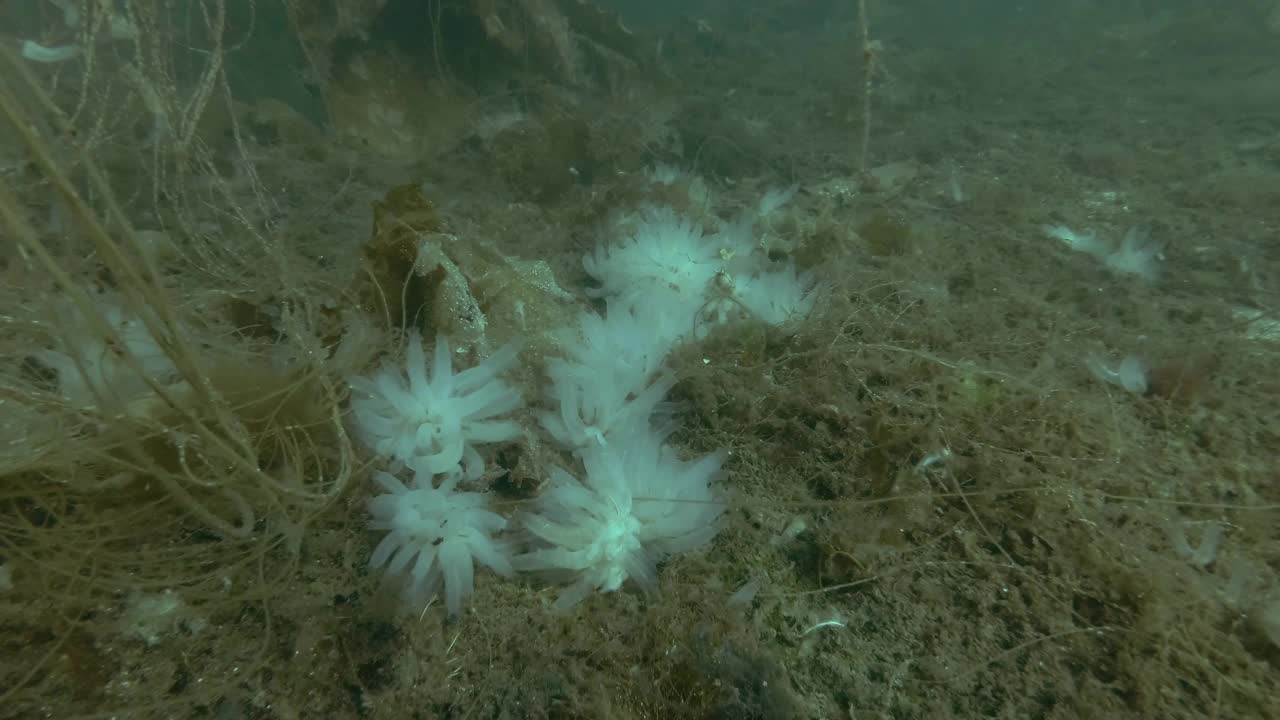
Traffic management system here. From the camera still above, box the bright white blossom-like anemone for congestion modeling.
[349,333,522,479]
[539,304,678,451]
[514,430,724,610]
[584,206,815,340]
[583,207,728,307]
[368,468,513,616]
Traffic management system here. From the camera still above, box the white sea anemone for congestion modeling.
[349,333,523,479]
[368,468,513,616]
[514,430,725,609]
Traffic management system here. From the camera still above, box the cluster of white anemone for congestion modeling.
[350,185,814,615]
